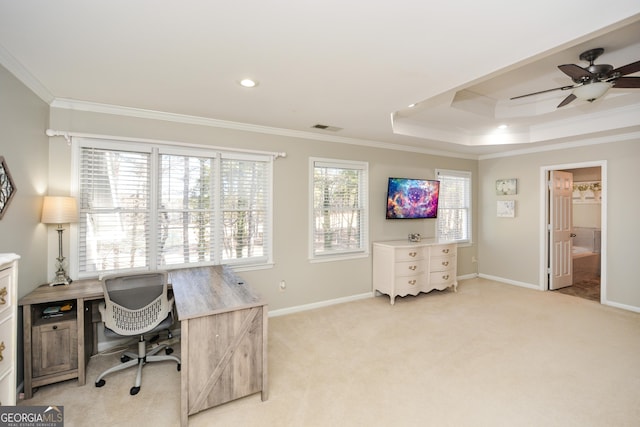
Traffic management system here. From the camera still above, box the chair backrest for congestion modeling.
[100,271,172,336]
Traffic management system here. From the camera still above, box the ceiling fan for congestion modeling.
[511,47,640,108]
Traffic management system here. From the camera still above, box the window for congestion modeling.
[75,138,272,276]
[310,158,368,260]
[436,169,471,243]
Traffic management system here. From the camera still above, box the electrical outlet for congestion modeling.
[279,280,286,291]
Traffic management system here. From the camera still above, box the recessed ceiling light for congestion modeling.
[498,124,508,130]
[239,78,258,88]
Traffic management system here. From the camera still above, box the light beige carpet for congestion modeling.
[19,277,640,426]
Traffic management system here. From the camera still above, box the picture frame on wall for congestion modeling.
[497,200,515,218]
[0,156,17,220]
[496,178,517,195]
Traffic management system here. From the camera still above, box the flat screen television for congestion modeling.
[386,177,440,219]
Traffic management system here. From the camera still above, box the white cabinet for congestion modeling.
[373,240,456,304]
[0,254,19,406]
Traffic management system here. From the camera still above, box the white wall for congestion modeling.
[48,107,479,311]
[0,65,50,296]
[478,140,640,310]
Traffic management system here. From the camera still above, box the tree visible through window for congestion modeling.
[76,139,272,277]
[311,159,368,259]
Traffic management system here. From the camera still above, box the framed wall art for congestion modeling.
[0,156,17,220]
[496,178,517,195]
[497,200,515,218]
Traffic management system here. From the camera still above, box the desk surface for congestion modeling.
[169,265,265,320]
[19,278,103,306]
[18,266,266,320]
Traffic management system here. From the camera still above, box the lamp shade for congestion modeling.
[572,81,611,102]
[41,196,78,224]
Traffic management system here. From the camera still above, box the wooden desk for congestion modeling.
[19,266,268,426]
[19,279,101,399]
[169,266,268,427]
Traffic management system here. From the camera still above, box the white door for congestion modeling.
[549,170,573,290]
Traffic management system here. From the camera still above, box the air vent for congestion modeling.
[312,124,343,132]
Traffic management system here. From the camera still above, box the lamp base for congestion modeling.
[49,268,73,287]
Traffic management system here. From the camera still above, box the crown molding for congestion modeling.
[50,98,478,160]
[0,43,54,103]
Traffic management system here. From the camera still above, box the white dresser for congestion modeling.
[0,254,19,406]
[373,240,456,304]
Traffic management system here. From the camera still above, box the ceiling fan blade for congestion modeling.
[558,64,595,81]
[612,76,640,88]
[557,93,577,108]
[611,60,640,77]
[510,85,574,100]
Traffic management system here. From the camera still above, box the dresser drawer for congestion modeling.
[431,244,456,257]
[394,247,424,262]
[0,268,13,321]
[0,315,14,378]
[0,370,13,406]
[394,260,425,276]
[430,271,456,289]
[430,255,455,272]
[394,275,426,294]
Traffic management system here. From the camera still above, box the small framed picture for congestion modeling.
[496,178,517,195]
[497,200,515,218]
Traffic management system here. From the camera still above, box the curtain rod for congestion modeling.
[45,129,287,159]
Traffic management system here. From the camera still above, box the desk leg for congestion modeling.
[261,307,268,401]
[22,304,33,400]
[181,320,189,427]
[76,299,86,386]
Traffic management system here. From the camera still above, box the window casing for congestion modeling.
[436,169,472,244]
[74,138,272,277]
[310,158,368,260]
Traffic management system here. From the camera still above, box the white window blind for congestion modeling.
[310,159,368,259]
[76,139,273,276]
[436,169,471,243]
[78,147,151,273]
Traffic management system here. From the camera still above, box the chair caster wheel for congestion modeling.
[177,364,181,372]
[165,347,174,355]
[130,386,140,395]
[95,379,106,387]
[121,355,132,363]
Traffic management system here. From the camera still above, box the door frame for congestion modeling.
[539,160,607,303]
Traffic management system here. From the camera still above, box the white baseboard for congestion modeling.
[268,292,373,317]
[602,299,640,313]
[477,273,540,290]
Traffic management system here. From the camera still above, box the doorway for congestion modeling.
[540,161,607,303]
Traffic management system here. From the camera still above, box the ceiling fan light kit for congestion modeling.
[511,47,640,108]
[572,81,612,102]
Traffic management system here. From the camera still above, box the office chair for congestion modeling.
[95,271,181,395]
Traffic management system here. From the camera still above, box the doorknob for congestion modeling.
[570,233,577,237]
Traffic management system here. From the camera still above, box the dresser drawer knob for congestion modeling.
[408,280,417,286]
[0,287,6,305]
[409,252,417,257]
[442,274,449,280]
[53,325,58,330]
[441,261,449,267]
[441,248,450,254]
[0,341,5,362]
[409,265,417,271]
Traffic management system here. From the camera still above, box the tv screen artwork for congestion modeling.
[386,177,439,219]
